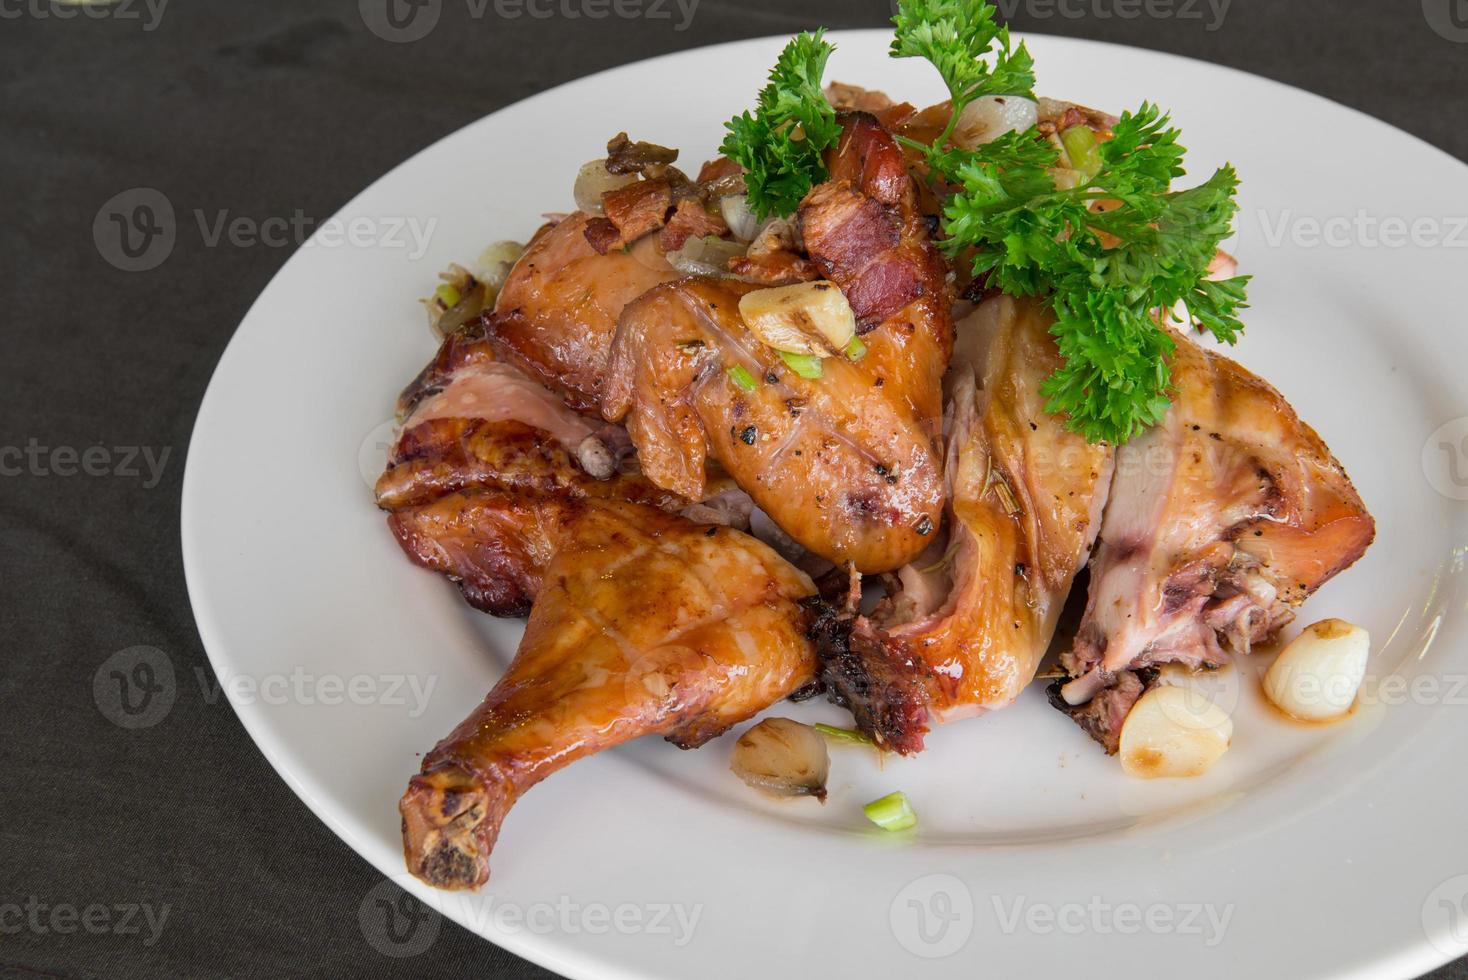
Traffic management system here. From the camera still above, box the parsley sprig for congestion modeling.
[720,30,843,221]
[890,0,1036,154]
[899,0,1250,442]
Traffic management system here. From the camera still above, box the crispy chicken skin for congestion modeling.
[1053,329,1376,751]
[485,212,681,412]
[387,488,573,617]
[400,500,817,889]
[601,113,953,573]
[818,296,1113,752]
[377,327,734,613]
[378,418,681,512]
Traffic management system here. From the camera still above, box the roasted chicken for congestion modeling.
[483,134,733,414]
[399,498,818,888]
[1051,329,1376,751]
[375,50,1380,898]
[817,295,1113,752]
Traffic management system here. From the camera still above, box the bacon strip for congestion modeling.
[601,179,673,243]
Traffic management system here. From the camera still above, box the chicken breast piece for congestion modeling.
[399,500,818,889]
[1052,328,1376,751]
[817,296,1113,752]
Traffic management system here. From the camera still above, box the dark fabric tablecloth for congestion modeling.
[2,0,1464,976]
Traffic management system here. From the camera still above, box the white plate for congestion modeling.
[182,29,1468,980]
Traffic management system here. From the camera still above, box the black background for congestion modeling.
[2,0,1465,976]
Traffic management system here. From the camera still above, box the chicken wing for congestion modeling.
[399,500,818,889]
[817,296,1113,752]
[1052,329,1376,751]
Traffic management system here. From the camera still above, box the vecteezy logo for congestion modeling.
[359,876,442,957]
[1424,0,1468,41]
[889,873,974,958]
[359,419,399,492]
[93,646,177,729]
[1422,874,1468,956]
[1422,417,1468,501]
[93,188,176,272]
[359,0,442,42]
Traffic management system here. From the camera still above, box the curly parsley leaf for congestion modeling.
[720,30,843,221]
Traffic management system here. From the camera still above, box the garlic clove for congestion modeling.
[737,280,856,358]
[1118,685,1233,779]
[1263,618,1370,722]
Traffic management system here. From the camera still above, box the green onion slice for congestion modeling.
[779,350,824,380]
[814,723,874,745]
[863,791,917,831]
[844,336,868,361]
[435,283,462,308]
[727,365,758,392]
[1060,124,1102,182]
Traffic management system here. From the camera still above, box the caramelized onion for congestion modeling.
[719,194,761,243]
[729,717,829,800]
[472,240,525,299]
[953,95,1038,149]
[573,160,639,214]
[666,235,746,277]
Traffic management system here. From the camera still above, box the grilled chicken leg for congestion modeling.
[400,500,817,889]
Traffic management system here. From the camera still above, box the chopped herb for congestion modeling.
[814,723,876,745]
[727,365,758,391]
[863,791,918,831]
[890,0,1036,155]
[779,350,824,380]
